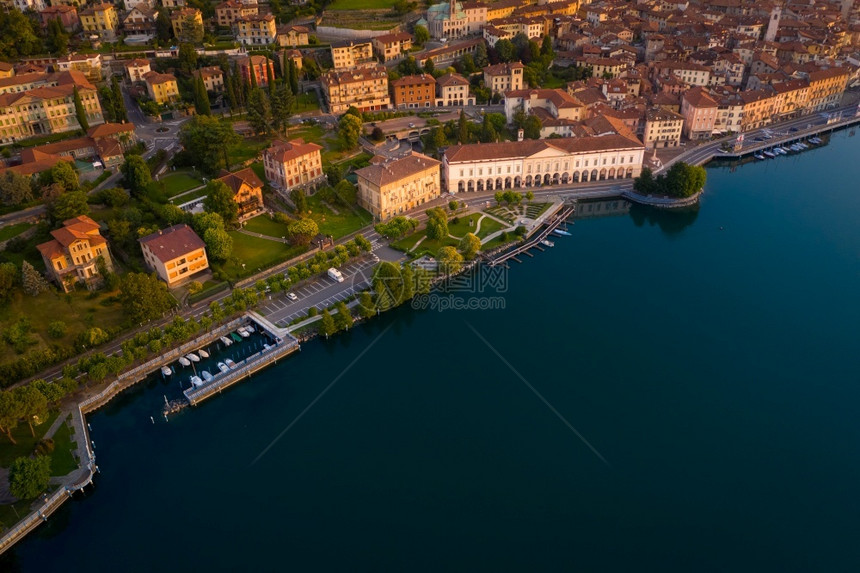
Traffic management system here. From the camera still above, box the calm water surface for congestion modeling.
[6,132,860,572]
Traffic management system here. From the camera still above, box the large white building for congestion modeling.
[443,135,645,193]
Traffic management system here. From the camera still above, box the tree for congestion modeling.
[374,216,417,239]
[8,456,51,500]
[633,167,657,195]
[156,8,172,42]
[372,262,405,311]
[179,116,240,175]
[358,291,375,318]
[286,218,319,246]
[460,54,476,74]
[122,155,152,196]
[40,161,78,192]
[111,76,128,123]
[475,42,489,68]
[119,272,175,324]
[459,232,481,259]
[46,17,69,56]
[525,191,534,201]
[202,180,238,228]
[194,74,211,115]
[524,114,542,139]
[14,385,47,437]
[437,246,464,274]
[414,25,429,46]
[371,126,385,142]
[319,309,336,338]
[425,207,448,240]
[423,58,435,75]
[0,171,35,206]
[335,301,353,330]
[338,113,362,151]
[541,36,554,61]
[203,227,233,261]
[458,110,470,144]
[179,14,204,44]
[0,391,23,444]
[73,87,88,131]
[0,262,18,305]
[21,261,50,297]
[247,88,272,135]
[48,321,67,338]
[270,81,295,134]
[0,10,42,60]
[495,39,515,63]
[290,188,308,214]
[287,59,299,95]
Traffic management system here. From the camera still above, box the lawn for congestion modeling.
[0,499,33,530]
[243,214,290,238]
[306,193,372,239]
[154,172,202,198]
[295,92,321,114]
[49,416,77,476]
[390,229,426,252]
[475,216,506,239]
[0,289,125,366]
[413,236,459,257]
[222,231,306,279]
[228,136,271,168]
[0,411,59,468]
[188,280,229,304]
[481,233,519,252]
[0,222,33,242]
[447,213,483,238]
[169,187,209,205]
[286,124,326,145]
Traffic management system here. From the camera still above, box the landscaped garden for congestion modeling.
[243,213,290,238]
[0,222,33,243]
[306,193,372,239]
[152,171,202,198]
[222,231,306,280]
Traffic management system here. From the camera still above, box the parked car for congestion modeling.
[287,292,298,301]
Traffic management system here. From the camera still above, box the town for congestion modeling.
[0,0,859,551]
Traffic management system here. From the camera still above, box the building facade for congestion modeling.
[235,14,277,46]
[237,55,275,87]
[435,73,474,106]
[193,66,225,92]
[372,32,412,63]
[80,3,119,41]
[330,40,373,70]
[484,62,524,96]
[443,134,645,193]
[216,167,264,219]
[356,152,441,219]
[643,108,683,148]
[321,65,390,114]
[139,224,210,288]
[143,71,179,104]
[37,215,113,292]
[215,0,257,27]
[391,75,437,108]
[262,138,325,191]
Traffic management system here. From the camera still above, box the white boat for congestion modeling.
[552,229,571,237]
[217,362,229,374]
[809,137,822,144]
[201,370,213,382]
[763,150,776,158]
[778,147,789,154]
[161,365,172,376]
[263,343,272,351]
[754,154,765,160]
[190,375,203,387]
[540,239,554,247]
[186,352,200,363]
[198,348,209,359]
[220,336,233,347]
[179,356,191,367]
[245,324,255,334]
[224,358,237,369]
[237,328,250,338]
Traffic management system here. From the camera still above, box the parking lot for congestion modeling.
[257,256,381,327]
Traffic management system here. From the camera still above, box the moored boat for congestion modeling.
[201,370,213,382]
[237,328,250,338]
[263,343,272,351]
[224,358,237,369]
[190,375,203,387]
[217,362,229,374]
[161,365,172,376]
[763,150,776,158]
[186,352,199,363]
[198,348,209,359]
[540,239,554,247]
[754,153,765,160]
[552,229,571,237]
[245,324,256,333]
[230,332,242,343]
[179,356,191,367]
[220,336,233,347]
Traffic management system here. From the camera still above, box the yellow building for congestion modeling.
[643,108,684,148]
[356,152,441,220]
[262,138,325,191]
[171,8,203,42]
[37,215,113,292]
[0,63,14,79]
[143,71,180,104]
[236,14,277,46]
[805,66,850,111]
[484,61,525,95]
[216,167,264,219]
[330,40,373,70]
[139,224,210,288]
[80,3,119,41]
[192,66,225,92]
[0,71,104,144]
[321,65,390,114]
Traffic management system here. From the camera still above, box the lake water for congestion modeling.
[5,131,860,572]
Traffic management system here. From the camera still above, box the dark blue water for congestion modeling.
[6,132,860,572]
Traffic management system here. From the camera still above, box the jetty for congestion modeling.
[488,203,576,267]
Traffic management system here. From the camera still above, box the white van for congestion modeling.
[328,268,344,282]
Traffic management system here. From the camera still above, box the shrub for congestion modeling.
[48,321,67,339]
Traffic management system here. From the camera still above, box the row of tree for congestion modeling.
[634,163,707,199]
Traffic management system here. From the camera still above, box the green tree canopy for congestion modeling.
[202,180,239,228]
[459,232,481,259]
[319,309,336,338]
[119,272,176,324]
[202,226,233,261]
[73,87,88,131]
[179,14,204,44]
[179,116,240,175]
[0,171,35,206]
[47,191,89,223]
[437,246,464,274]
[286,218,319,246]
[122,155,152,196]
[247,88,272,135]
[13,385,47,437]
[425,207,449,240]
[0,390,23,444]
[413,25,429,46]
[338,113,363,151]
[8,456,51,500]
